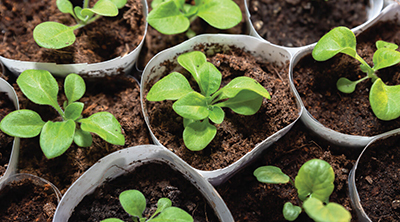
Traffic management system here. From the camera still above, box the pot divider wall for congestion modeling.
[53,145,233,222]
[0,0,148,77]
[140,34,302,186]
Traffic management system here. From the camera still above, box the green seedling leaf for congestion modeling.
[173,91,209,120]
[217,90,264,115]
[65,74,86,103]
[197,0,242,29]
[74,6,87,21]
[109,0,127,9]
[147,0,190,34]
[373,48,400,71]
[74,128,93,147]
[208,105,224,124]
[101,219,124,222]
[376,40,398,50]
[312,26,357,61]
[150,207,194,222]
[183,119,216,151]
[0,110,45,138]
[253,166,290,184]
[336,77,357,94]
[119,190,146,219]
[79,112,125,145]
[33,22,76,49]
[65,102,84,120]
[218,76,270,100]
[40,120,75,159]
[303,197,351,222]
[152,198,172,219]
[199,62,222,97]
[283,202,302,221]
[56,0,75,17]
[177,51,207,84]
[183,4,198,17]
[370,78,400,121]
[151,0,165,8]
[147,72,194,101]
[295,159,335,203]
[81,0,119,17]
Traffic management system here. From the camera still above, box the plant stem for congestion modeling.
[83,0,89,9]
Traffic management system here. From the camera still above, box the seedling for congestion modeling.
[147,0,242,37]
[254,159,351,222]
[312,26,400,121]
[33,0,127,49]
[146,51,270,151]
[0,70,125,159]
[101,189,193,222]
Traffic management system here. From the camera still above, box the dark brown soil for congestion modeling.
[356,134,400,222]
[248,0,369,47]
[137,0,247,69]
[144,44,299,171]
[217,121,361,222]
[68,162,219,222]
[0,0,145,64]
[293,20,400,136]
[15,75,151,194]
[0,177,59,222]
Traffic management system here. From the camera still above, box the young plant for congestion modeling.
[312,26,400,121]
[254,159,351,222]
[101,189,193,222]
[146,51,270,151]
[33,0,127,49]
[147,0,242,37]
[0,69,125,159]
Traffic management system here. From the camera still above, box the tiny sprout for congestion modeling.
[101,189,193,222]
[33,0,127,49]
[146,51,270,151]
[0,70,125,159]
[147,0,242,37]
[254,159,351,222]
[312,26,400,121]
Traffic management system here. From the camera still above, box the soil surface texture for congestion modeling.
[144,44,299,171]
[69,162,219,222]
[248,0,369,47]
[293,20,400,136]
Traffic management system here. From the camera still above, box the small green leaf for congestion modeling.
[17,70,60,108]
[303,198,351,222]
[295,159,335,203]
[183,4,198,17]
[147,0,190,35]
[216,90,264,115]
[119,190,146,219]
[74,6,87,21]
[172,91,209,120]
[373,48,400,71]
[65,102,84,120]
[151,0,166,8]
[152,198,172,218]
[147,72,194,101]
[376,40,398,50]
[336,77,357,94]
[177,51,207,84]
[74,128,93,147]
[312,26,357,61]
[56,0,75,17]
[79,112,125,145]
[370,78,400,121]
[81,0,119,17]
[109,0,127,8]
[283,202,302,221]
[150,207,193,222]
[254,166,290,184]
[208,105,224,124]
[101,219,124,222]
[197,0,242,30]
[65,74,86,103]
[40,120,75,159]
[183,119,216,151]
[0,110,45,138]
[33,22,76,49]
[218,76,270,100]
[199,62,221,97]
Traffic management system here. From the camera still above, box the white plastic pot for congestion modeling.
[140,34,303,186]
[244,0,383,55]
[0,0,148,77]
[289,3,400,148]
[0,65,20,183]
[53,145,234,222]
